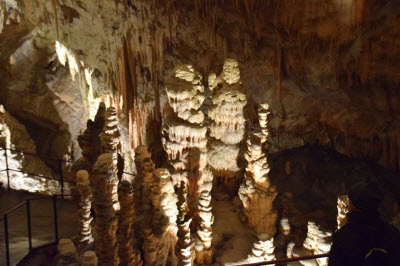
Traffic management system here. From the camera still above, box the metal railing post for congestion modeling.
[26,200,32,250]
[4,214,10,266]
[4,148,10,189]
[53,195,59,242]
[59,159,64,199]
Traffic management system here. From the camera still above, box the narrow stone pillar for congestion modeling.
[74,170,93,247]
[92,153,119,265]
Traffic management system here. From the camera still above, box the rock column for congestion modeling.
[92,153,119,265]
[239,104,278,263]
[208,59,247,195]
[74,170,93,247]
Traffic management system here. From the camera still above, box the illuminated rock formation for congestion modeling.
[208,59,247,194]
[163,65,214,263]
[74,170,93,247]
[142,168,178,266]
[73,102,106,175]
[239,104,278,263]
[162,64,207,196]
[176,181,194,266]
[100,106,122,211]
[55,239,79,266]
[81,251,98,266]
[302,221,332,266]
[91,153,119,265]
[337,195,349,229]
[0,105,57,194]
[117,180,143,266]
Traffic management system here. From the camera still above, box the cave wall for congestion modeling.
[1,0,397,173]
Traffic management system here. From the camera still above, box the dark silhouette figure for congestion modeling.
[329,180,400,266]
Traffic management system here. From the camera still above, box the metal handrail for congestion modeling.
[237,253,330,265]
[1,147,74,163]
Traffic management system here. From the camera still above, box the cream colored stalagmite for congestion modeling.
[176,181,194,266]
[91,153,119,265]
[208,59,247,195]
[162,65,214,263]
[142,168,178,266]
[337,195,348,229]
[239,104,278,263]
[99,106,122,212]
[74,170,93,248]
[73,102,106,176]
[117,180,143,266]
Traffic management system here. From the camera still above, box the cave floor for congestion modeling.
[0,189,77,266]
[212,200,257,265]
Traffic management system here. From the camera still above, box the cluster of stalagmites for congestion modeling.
[238,104,278,263]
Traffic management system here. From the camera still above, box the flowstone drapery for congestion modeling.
[74,170,93,247]
[92,153,119,265]
[208,59,247,195]
[239,104,278,263]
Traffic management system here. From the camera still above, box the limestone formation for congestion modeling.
[163,65,214,263]
[337,195,349,229]
[176,181,194,266]
[239,103,278,263]
[142,168,178,266]
[74,102,106,174]
[208,59,247,194]
[302,221,332,266]
[74,170,93,246]
[91,153,119,265]
[81,251,98,266]
[117,180,143,266]
[55,239,79,266]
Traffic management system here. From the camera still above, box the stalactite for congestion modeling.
[176,181,194,266]
[74,170,93,248]
[239,103,278,263]
[117,180,143,266]
[91,153,119,265]
[208,59,247,195]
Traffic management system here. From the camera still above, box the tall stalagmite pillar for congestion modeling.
[176,181,194,266]
[239,104,278,263]
[74,170,93,247]
[162,65,214,263]
[117,180,143,266]
[92,153,119,265]
[208,59,247,195]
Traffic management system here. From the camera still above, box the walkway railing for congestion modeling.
[0,194,67,266]
[0,147,75,198]
[237,253,330,265]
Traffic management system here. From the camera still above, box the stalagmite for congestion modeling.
[301,221,332,266]
[117,180,143,266]
[91,153,119,265]
[81,251,98,266]
[100,106,122,211]
[337,195,348,229]
[176,181,194,266]
[208,59,247,194]
[55,239,79,266]
[141,168,178,266]
[239,103,278,263]
[74,170,93,247]
[73,102,107,175]
[162,65,214,263]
